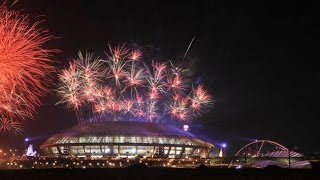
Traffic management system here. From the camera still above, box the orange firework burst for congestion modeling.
[0,4,57,133]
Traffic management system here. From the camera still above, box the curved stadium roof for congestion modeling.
[55,121,196,137]
[42,121,214,148]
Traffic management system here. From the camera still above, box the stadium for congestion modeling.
[40,121,214,158]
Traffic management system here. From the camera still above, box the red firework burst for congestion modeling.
[0,4,57,133]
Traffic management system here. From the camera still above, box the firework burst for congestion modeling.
[0,4,57,133]
[57,45,213,124]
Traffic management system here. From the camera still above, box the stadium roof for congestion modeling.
[57,121,196,138]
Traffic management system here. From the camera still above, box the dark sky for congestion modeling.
[0,0,318,154]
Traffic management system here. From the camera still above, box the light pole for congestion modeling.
[220,143,227,167]
[24,138,29,149]
[222,143,227,157]
[24,138,29,156]
[288,146,291,169]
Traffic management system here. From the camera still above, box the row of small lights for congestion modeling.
[0,149,19,155]
[2,158,210,169]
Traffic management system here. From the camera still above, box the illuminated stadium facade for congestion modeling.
[41,121,214,158]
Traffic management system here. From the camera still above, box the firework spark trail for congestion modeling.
[77,52,102,102]
[167,62,188,92]
[145,62,167,100]
[57,61,83,110]
[0,118,23,134]
[166,73,185,93]
[190,84,213,113]
[121,49,144,98]
[183,36,196,59]
[0,4,57,133]
[130,50,142,61]
[105,44,129,88]
[124,63,145,95]
[168,94,190,121]
[57,45,213,124]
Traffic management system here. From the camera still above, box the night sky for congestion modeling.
[0,0,318,154]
